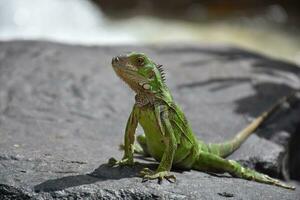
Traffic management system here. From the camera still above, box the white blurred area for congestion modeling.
[0,0,299,64]
[0,0,137,44]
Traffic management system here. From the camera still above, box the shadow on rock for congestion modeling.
[34,162,157,192]
[179,46,300,73]
[179,78,299,135]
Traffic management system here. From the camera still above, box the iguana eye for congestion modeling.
[136,57,145,66]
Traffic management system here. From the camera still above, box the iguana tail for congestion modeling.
[207,92,296,158]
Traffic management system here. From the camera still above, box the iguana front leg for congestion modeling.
[140,109,177,183]
[109,105,138,166]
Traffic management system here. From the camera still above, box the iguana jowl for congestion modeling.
[109,52,295,190]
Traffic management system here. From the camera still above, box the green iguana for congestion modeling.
[109,52,295,190]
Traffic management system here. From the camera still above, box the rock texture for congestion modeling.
[0,41,300,199]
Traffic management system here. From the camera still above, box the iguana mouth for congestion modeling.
[111,54,145,93]
[112,55,138,72]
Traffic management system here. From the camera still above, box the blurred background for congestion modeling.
[0,0,299,65]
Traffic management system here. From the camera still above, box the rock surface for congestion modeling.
[0,41,300,199]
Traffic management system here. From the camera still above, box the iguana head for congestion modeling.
[112,52,165,94]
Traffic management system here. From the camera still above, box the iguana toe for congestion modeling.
[140,168,176,183]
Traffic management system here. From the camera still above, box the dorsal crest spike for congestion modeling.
[156,64,166,83]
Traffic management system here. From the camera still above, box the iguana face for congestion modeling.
[112,52,165,94]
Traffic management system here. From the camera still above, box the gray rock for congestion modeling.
[0,41,299,199]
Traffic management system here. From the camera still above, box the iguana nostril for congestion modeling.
[112,56,120,64]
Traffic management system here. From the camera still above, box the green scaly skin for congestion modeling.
[109,52,295,190]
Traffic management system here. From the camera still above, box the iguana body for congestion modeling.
[109,52,295,190]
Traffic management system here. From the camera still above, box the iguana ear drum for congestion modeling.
[142,84,151,90]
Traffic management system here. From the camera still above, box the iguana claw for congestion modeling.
[139,168,176,183]
[257,174,295,190]
[108,157,134,167]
